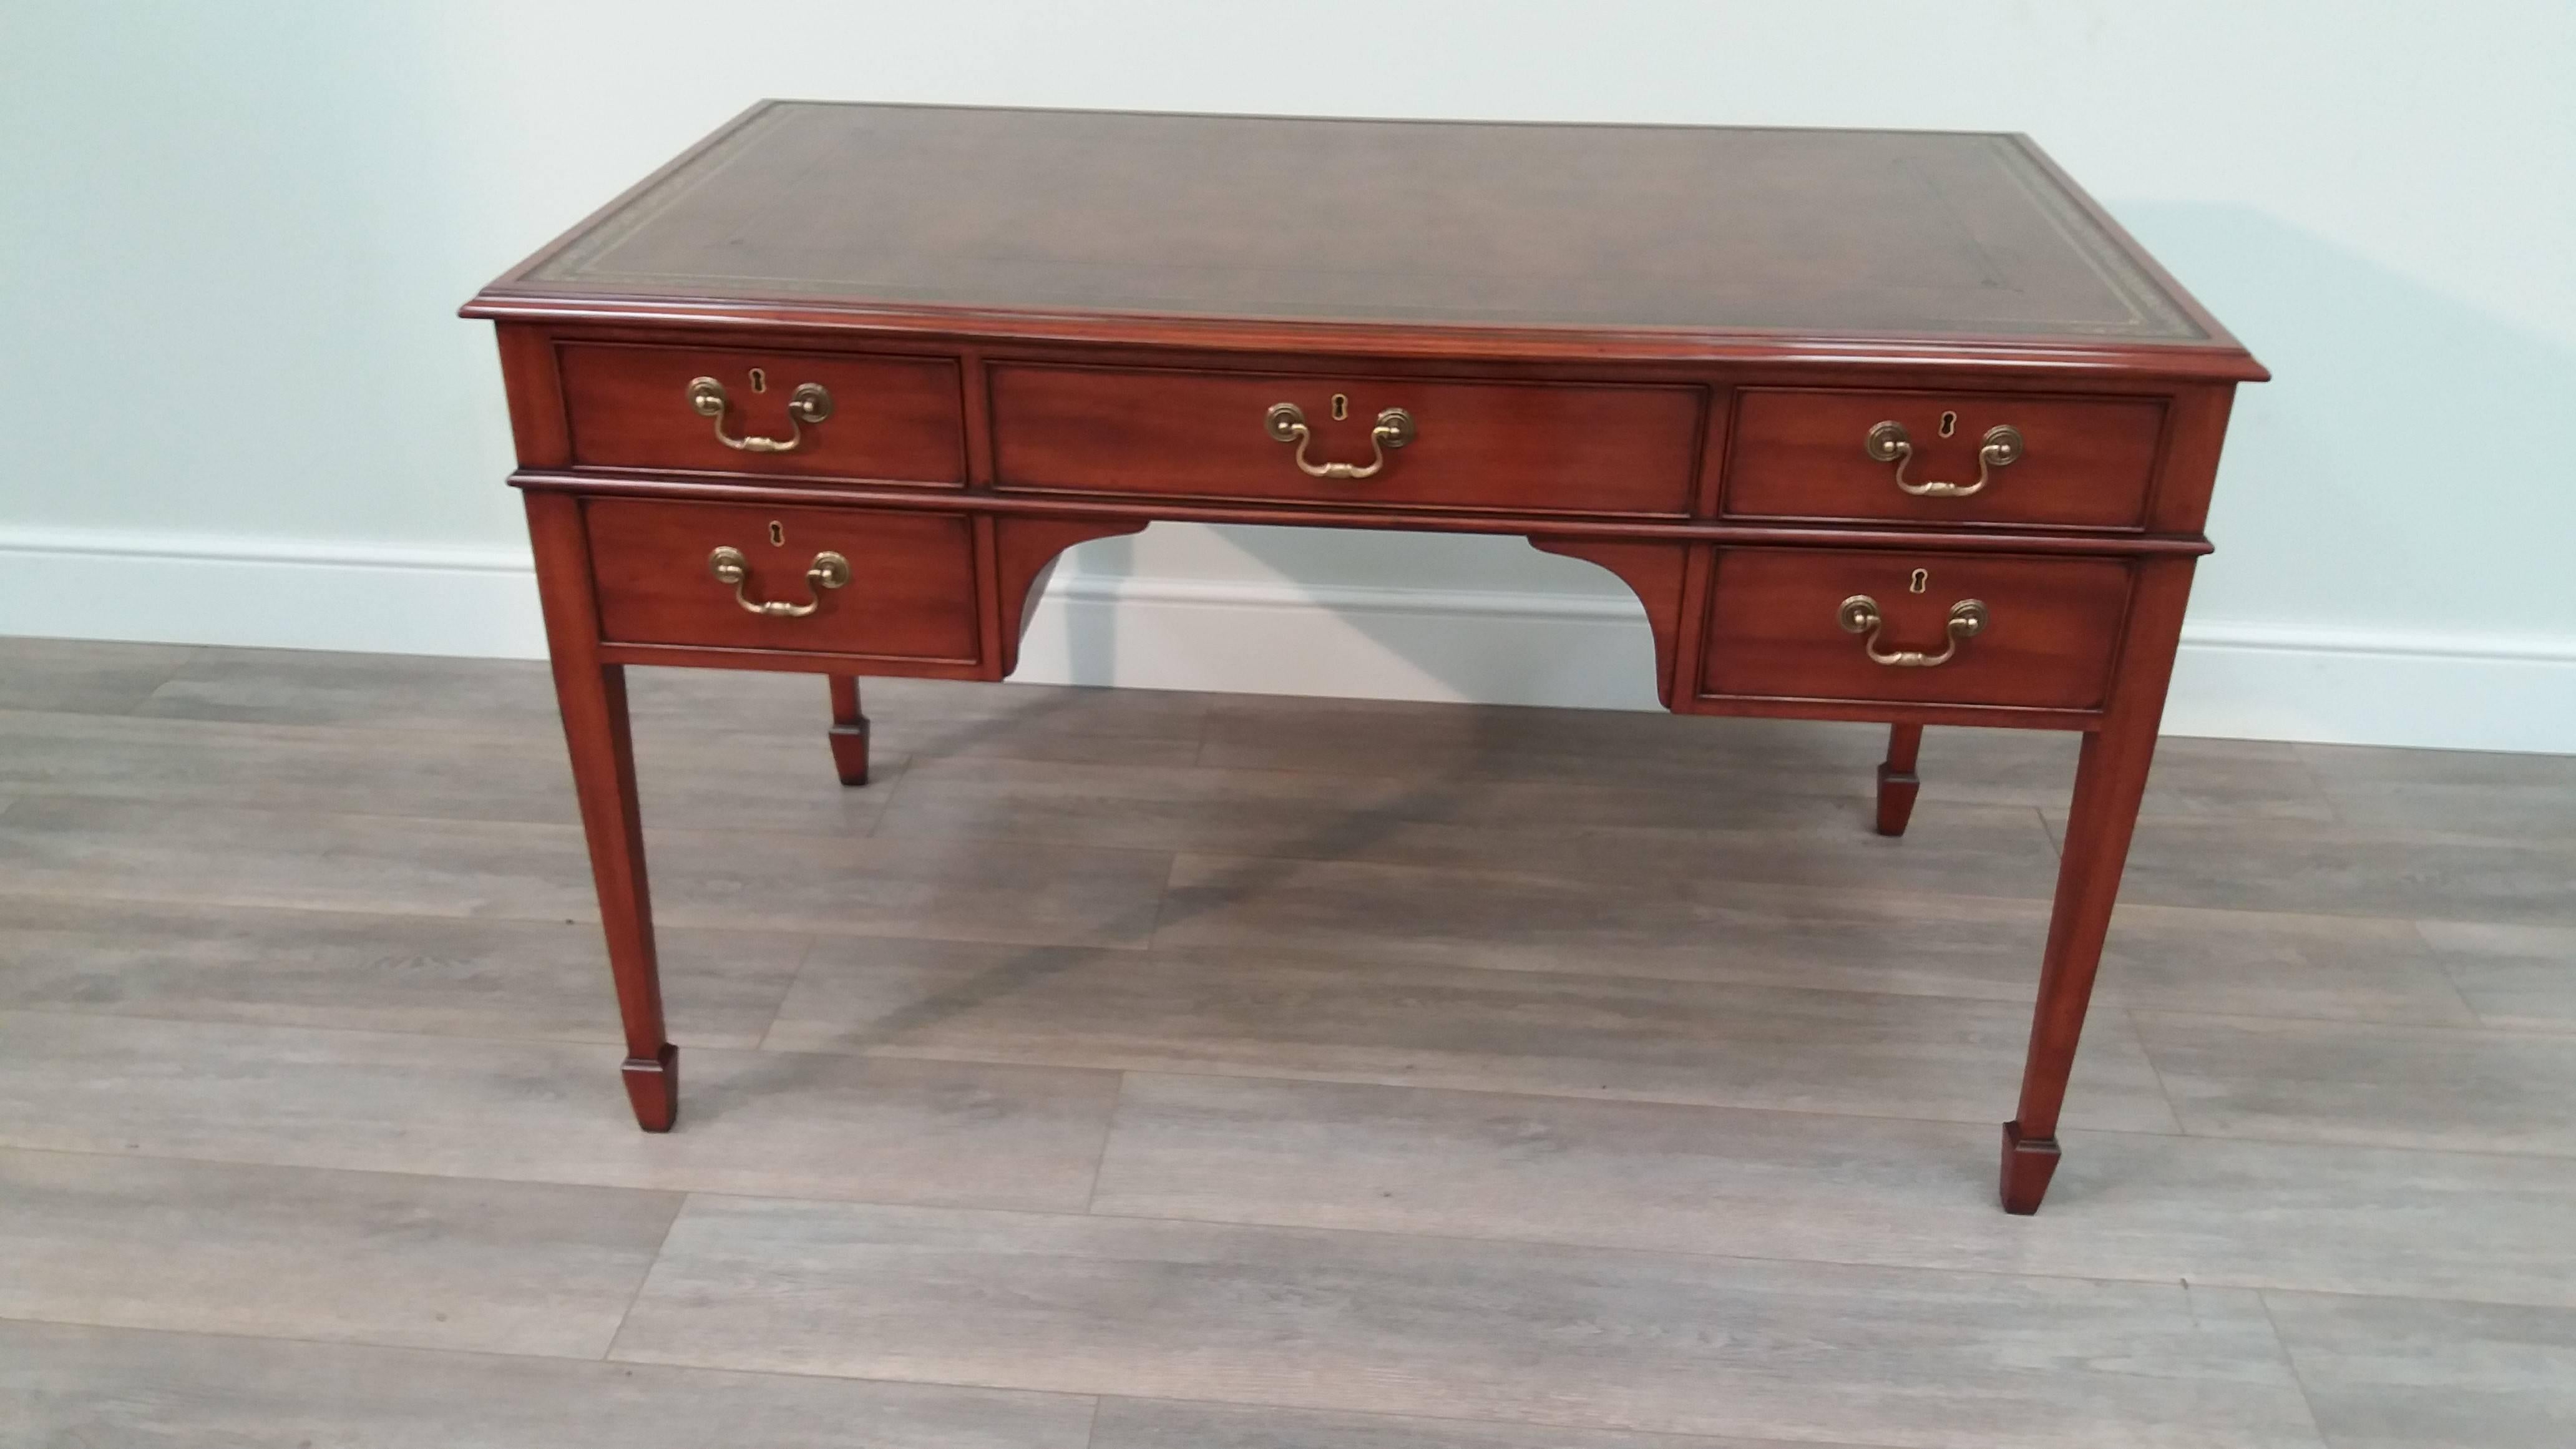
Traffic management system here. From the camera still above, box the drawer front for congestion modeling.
[1726,389,2165,530]
[1698,548,2132,711]
[586,499,981,661]
[560,344,968,486]
[991,364,1700,515]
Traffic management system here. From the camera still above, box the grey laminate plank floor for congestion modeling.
[2,638,2572,1449]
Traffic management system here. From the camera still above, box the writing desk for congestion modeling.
[465,101,2263,1214]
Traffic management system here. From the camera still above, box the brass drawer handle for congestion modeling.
[708,546,849,618]
[1838,593,1988,667]
[1865,421,2022,498]
[687,376,833,454]
[1265,401,1415,480]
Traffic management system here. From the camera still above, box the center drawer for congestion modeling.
[585,498,982,663]
[990,364,1702,515]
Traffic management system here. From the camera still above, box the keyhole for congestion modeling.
[1330,393,1349,421]
[749,368,768,394]
[1909,568,1930,594]
[768,520,786,547]
[1938,411,1958,438]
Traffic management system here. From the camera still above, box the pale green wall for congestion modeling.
[3,1,2569,745]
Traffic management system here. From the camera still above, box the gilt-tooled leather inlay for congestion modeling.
[516,102,2206,341]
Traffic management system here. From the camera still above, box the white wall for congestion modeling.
[3,1,2569,751]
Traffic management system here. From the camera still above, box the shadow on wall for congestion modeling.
[1043,203,2570,721]
[2114,202,2569,644]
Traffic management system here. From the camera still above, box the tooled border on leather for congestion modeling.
[534,110,2205,342]
[1984,135,2202,341]
[529,104,798,285]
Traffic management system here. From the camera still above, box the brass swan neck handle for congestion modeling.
[1266,401,1415,480]
[1865,421,2022,498]
[708,546,850,618]
[1838,594,1988,668]
[688,376,834,454]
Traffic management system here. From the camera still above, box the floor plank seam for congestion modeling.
[598,1192,692,1363]
[1083,1390,1918,1449]
[0,1306,1128,1406]
[1134,857,1180,947]
[1081,1075,1137,1217]
[884,829,2081,902]
[2130,1002,2576,1042]
[2124,1004,2191,1136]
[0,879,1202,949]
[25,1118,2564,1305]
[57,993,2576,1156]
[847,1052,2195,1140]
[0,1309,649,1370]
[26,807,2542,955]
[860,755,915,839]
[0,1002,753,1059]
[24,1013,2576,1168]
[2255,1289,2336,1447]
[0,1138,689,1205]
[9,897,2544,1038]
[20,997,2576,1161]
[751,934,829,1051]
[524,1175,2576,1311]
[1066,1196,2576,1305]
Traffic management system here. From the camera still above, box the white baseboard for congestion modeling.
[2,527,2569,754]
[1012,574,1669,712]
[0,527,550,660]
[2159,621,2576,753]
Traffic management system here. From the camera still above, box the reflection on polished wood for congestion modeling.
[464,101,2266,1214]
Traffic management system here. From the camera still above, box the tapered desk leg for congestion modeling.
[2000,557,2193,1212]
[826,675,871,787]
[1875,723,1923,836]
[526,493,676,1131]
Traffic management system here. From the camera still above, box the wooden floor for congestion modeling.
[2,637,2572,1448]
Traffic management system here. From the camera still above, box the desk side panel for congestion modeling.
[496,323,572,469]
[2142,383,2239,535]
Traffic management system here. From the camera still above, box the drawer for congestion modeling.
[1697,548,2132,711]
[991,364,1700,515]
[559,344,967,486]
[585,499,982,662]
[1725,389,2166,530]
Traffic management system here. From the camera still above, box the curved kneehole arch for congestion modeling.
[1524,537,1694,709]
[991,517,1148,676]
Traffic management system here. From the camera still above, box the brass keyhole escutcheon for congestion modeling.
[1330,393,1349,421]
[749,367,768,393]
[1938,410,1958,438]
[768,520,786,547]
[1909,568,1929,594]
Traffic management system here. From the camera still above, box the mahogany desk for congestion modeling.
[465,101,2264,1214]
